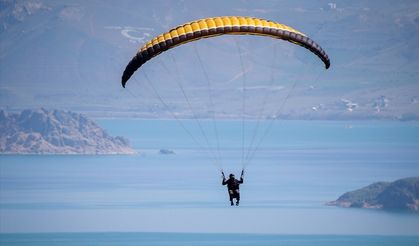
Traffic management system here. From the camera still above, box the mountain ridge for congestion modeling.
[1,0,419,119]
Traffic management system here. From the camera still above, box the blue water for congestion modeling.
[1,233,419,246]
[1,120,419,244]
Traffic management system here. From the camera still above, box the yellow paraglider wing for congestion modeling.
[121,16,330,87]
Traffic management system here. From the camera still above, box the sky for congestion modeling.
[0,0,419,119]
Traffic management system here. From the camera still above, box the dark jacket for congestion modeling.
[222,177,243,190]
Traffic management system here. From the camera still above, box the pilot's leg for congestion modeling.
[235,190,240,206]
[229,190,234,206]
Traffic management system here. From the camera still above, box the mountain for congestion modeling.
[327,177,419,211]
[0,109,135,154]
[1,0,419,119]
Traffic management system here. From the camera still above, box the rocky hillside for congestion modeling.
[1,1,419,120]
[0,109,135,154]
[327,177,419,211]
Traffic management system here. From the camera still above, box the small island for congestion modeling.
[327,177,419,211]
[159,149,175,155]
[0,109,136,155]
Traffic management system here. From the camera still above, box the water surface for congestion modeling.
[1,120,419,237]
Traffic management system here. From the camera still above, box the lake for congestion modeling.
[1,119,419,244]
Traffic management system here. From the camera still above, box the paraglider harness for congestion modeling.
[222,169,244,205]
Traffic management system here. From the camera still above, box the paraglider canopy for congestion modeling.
[121,16,330,88]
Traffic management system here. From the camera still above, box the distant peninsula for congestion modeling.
[0,109,136,155]
[327,177,419,211]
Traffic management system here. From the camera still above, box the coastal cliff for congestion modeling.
[327,177,419,211]
[0,109,135,154]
